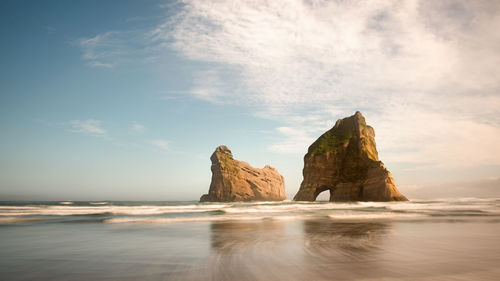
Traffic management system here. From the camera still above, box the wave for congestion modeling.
[90,202,108,205]
[59,201,74,205]
[104,216,265,224]
[0,217,55,223]
[0,205,230,216]
[328,212,427,220]
[1,198,499,225]
[103,214,312,224]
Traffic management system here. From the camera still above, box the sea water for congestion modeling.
[1,198,500,280]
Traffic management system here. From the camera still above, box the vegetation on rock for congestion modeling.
[294,111,408,202]
[307,120,353,156]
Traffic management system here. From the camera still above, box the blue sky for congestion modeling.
[1,0,499,200]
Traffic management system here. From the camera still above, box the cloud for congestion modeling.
[268,126,315,154]
[68,119,106,135]
[131,122,146,133]
[75,0,500,168]
[398,177,500,199]
[164,0,500,167]
[75,30,160,68]
[44,26,56,34]
[150,139,169,150]
[166,0,465,101]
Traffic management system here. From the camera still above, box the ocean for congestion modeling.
[1,198,500,280]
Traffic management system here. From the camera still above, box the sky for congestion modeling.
[1,0,499,201]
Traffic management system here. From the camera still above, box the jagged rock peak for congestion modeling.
[200,146,286,202]
[294,111,408,202]
[214,145,232,156]
[306,111,378,161]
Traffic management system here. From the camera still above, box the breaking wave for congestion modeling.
[1,198,499,225]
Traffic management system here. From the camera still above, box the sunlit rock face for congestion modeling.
[200,146,286,202]
[294,112,408,202]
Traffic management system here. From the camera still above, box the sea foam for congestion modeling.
[1,198,499,225]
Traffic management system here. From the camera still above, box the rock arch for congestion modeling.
[293,112,407,202]
[313,186,333,201]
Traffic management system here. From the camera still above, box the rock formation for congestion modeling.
[293,111,408,202]
[200,145,286,202]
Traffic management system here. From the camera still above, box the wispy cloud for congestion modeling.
[399,177,500,199]
[74,0,500,168]
[75,30,160,68]
[165,0,500,167]
[150,139,170,150]
[68,119,106,136]
[131,122,146,133]
[44,26,56,34]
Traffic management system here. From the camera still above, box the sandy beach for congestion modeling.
[1,199,500,280]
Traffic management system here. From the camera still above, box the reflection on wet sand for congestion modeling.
[303,220,389,259]
[210,220,286,252]
[188,219,392,281]
[3,199,500,280]
[3,218,500,281]
[205,220,295,281]
[300,220,391,280]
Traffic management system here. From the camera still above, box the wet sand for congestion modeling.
[1,218,500,280]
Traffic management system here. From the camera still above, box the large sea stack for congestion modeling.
[200,145,286,202]
[293,111,408,202]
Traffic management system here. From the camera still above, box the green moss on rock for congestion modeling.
[365,149,376,161]
[293,111,408,202]
[307,120,353,157]
[217,153,239,175]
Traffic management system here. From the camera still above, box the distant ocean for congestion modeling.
[2,198,500,280]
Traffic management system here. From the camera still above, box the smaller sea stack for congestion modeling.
[200,145,286,202]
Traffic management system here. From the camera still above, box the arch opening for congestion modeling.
[314,186,333,201]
